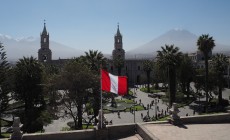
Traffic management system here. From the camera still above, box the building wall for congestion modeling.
[107,59,153,85]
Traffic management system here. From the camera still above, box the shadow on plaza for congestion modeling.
[176,124,188,129]
[189,100,229,114]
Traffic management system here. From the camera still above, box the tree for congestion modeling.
[83,50,107,127]
[143,60,153,93]
[197,34,215,105]
[211,54,229,104]
[0,43,10,136]
[157,45,182,107]
[55,59,97,129]
[152,61,167,90]
[114,57,124,76]
[43,64,60,119]
[178,54,195,98]
[13,56,46,133]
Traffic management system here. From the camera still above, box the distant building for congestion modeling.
[188,50,212,69]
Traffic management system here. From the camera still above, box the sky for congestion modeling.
[0,0,230,54]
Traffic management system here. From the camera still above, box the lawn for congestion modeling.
[140,87,161,93]
[125,105,144,112]
[1,120,9,127]
[115,99,134,104]
[0,133,11,138]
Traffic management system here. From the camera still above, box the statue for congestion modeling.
[169,103,181,125]
[10,117,23,140]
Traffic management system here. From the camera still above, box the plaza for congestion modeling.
[43,85,230,133]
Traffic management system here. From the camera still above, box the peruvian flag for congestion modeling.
[101,69,127,95]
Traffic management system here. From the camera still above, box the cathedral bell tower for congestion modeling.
[112,24,125,75]
[112,24,125,61]
[38,21,52,62]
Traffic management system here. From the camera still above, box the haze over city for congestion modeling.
[0,0,230,56]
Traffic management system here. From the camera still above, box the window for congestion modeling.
[44,38,46,42]
[43,55,47,60]
[136,75,140,84]
[126,66,128,71]
[138,66,140,70]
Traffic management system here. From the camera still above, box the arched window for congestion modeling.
[138,66,140,70]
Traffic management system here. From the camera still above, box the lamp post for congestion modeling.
[155,98,157,120]
[133,86,135,123]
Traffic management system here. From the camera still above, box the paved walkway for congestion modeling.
[143,123,230,140]
[113,134,143,140]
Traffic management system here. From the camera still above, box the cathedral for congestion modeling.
[38,23,149,85]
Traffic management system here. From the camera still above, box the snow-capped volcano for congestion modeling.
[127,29,230,56]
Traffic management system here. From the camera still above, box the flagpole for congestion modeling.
[100,67,103,129]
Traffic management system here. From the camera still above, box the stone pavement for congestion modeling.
[113,134,143,140]
[43,85,230,132]
[143,123,230,140]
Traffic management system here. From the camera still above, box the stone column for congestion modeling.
[96,109,108,140]
[10,117,23,140]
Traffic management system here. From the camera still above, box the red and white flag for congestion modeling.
[101,69,127,95]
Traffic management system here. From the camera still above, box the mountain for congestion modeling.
[0,34,84,61]
[127,29,230,57]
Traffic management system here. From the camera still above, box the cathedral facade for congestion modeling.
[38,23,149,85]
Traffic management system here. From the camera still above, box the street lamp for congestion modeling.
[155,98,157,120]
[133,85,136,123]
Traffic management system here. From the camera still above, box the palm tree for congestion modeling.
[211,54,229,104]
[197,34,215,104]
[83,50,107,126]
[143,60,153,93]
[84,50,107,72]
[157,45,182,107]
[14,56,45,133]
